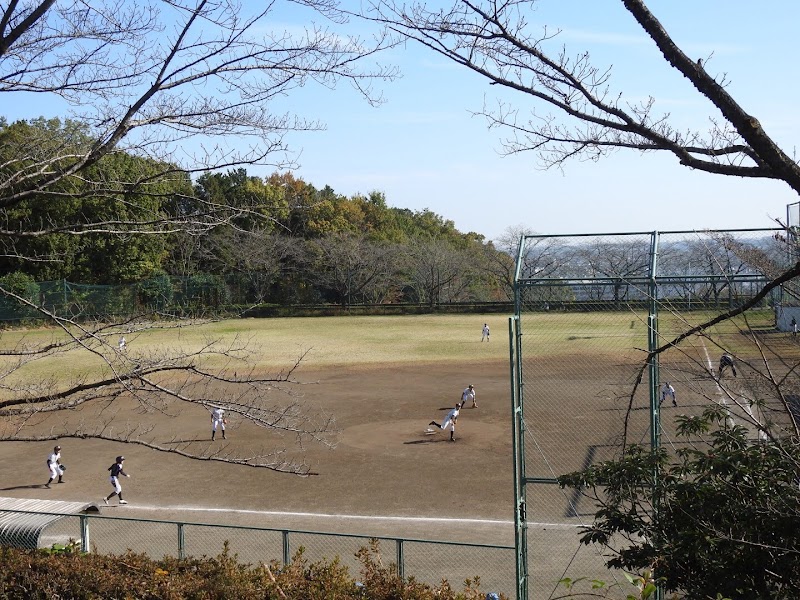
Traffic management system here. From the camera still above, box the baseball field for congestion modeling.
[4,310,792,598]
[0,314,522,545]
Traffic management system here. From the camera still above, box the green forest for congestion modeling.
[0,117,515,311]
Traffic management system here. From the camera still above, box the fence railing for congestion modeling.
[3,508,516,598]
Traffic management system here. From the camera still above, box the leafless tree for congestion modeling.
[568,237,651,302]
[360,0,800,188]
[484,225,530,302]
[0,295,339,474]
[2,1,395,235]
[308,232,400,307]
[0,0,396,472]
[200,229,302,306]
[403,236,474,306]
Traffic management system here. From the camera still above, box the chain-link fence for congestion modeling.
[4,508,515,597]
[510,228,794,599]
[0,276,230,321]
[0,275,516,321]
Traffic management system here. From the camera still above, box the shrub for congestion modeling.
[0,540,504,600]
[0,272,41,322]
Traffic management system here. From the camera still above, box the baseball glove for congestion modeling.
[58,464,66,472]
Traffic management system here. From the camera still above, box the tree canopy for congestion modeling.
[0,0,399,473]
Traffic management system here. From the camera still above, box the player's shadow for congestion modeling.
[405,429,453,444]
[163,438,214,443]
[0,484,52,491]
[564,445,598,518]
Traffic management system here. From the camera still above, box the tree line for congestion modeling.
[0,117,514,309]
[2,118,781,317]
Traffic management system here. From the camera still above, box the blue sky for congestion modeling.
[6,1,799,242]
[276,1,800,241]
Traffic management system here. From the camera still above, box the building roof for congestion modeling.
[0,496,100,549]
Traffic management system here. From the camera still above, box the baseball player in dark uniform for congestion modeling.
[104,456,131,505]
[719,353,737,378]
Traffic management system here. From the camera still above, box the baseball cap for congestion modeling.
[116,456,125,462]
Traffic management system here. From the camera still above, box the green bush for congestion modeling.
[0,272,41,323]
[0,540,504,600]
[137,273,175,310]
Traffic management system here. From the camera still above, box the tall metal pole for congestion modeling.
[647,231,663,600]
[511,234,529,600]
[510,315,527,600]
[648,231,661,453]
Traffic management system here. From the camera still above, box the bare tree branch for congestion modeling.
[0,1,390,471]
[358,0,800,186]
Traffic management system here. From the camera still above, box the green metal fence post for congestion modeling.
[648,231,661,453]
[648,231,663,600]
[396,538,405,580]
[178,523,185,559]
[80,515,90,553]
[282,530,290,565]
[510,315,527,600]
[511,234,528,600]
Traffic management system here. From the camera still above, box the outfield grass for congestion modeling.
[0,315,514,386]
[0,308,777,384]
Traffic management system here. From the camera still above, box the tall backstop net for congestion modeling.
[509,228,795,599]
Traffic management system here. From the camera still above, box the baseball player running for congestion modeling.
[104,456,131,505]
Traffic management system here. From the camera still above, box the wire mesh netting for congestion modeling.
[512,228,799,599]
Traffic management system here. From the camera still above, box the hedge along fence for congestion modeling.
[0,272,773,324]
[0,508,514,599]
[0,541,504,600]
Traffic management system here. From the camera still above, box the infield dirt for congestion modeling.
[0,355,519,544]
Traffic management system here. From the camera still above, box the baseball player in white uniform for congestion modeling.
[429,402,462,442]
[45,445,63,488]
[211,406,227,440]
[659,382,677,407]
[481,323,490,342]
[461,384,477,408]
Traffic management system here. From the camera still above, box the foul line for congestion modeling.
[125,505,579,529]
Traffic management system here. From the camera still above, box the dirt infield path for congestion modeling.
[0,359,520,545]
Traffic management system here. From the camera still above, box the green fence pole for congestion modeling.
[509,315,527,600]
[396,538,405,580]
[282,530,290,565]
[178,523,185,559]
[648,232,663,600]
[80,515,90,553]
